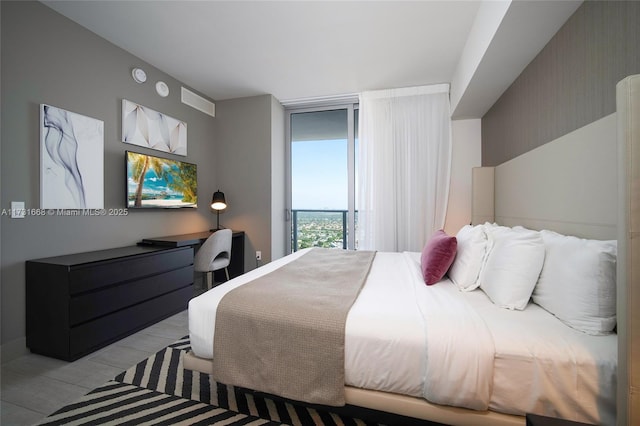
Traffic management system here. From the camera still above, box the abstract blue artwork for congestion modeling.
[40,104,104,209]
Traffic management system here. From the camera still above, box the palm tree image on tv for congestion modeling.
[127,151,197,208]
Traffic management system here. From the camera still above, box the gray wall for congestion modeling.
[482,1,640,166]
[0,2,217,354]
[215,94,284,270]
[270,96,286,261]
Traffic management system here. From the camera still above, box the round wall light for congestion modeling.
[155,81,169,97]
[131,67,147,83]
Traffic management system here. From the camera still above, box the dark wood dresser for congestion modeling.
[26,245,193,361]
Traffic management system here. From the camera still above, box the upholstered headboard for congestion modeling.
[494,113,617,240]
[472,74,639,426]
[472,112,617,240]
[616,74,639,426]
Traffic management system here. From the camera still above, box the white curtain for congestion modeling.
[357,84,452,252]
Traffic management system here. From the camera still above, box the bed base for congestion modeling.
[183,351,524,426]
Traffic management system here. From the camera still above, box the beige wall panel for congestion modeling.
[495,113,617,240]
[471,167,494,226]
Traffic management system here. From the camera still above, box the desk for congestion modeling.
[141,230,245,279]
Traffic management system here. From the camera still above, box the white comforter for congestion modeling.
[345,250,494,410]
[190,249,494,410]
[189,249,617,423]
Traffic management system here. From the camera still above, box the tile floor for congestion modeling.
[1,309,190,425]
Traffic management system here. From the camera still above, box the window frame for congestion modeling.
[285,103,359,253]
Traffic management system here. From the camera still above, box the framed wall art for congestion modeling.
[122,99,187,156]
[40,104,104,209]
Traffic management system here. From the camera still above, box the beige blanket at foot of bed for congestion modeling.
[211,248,375,406]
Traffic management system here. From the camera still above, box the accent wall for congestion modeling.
[1,1,217,359]
[482,1,640,166]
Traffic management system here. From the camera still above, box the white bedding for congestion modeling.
[188,248,617,424]
[342,250,495,410]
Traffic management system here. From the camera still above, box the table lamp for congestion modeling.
[211,190,227,230]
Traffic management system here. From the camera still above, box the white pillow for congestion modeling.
[448,224,487,291]
[533,230,617,335]
[479,226,545,310]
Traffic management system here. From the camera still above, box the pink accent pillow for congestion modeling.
[421,230,457,285]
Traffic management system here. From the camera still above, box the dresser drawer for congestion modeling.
[69,286,192,359]
[69,248,193,294]
[69,265,193,326]
[27,245,195,361]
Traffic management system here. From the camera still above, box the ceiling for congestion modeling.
[43,1,582,118]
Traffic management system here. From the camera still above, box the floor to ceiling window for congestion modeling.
[286,105,358,253]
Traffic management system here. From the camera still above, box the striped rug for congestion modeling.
[38,337,405,426]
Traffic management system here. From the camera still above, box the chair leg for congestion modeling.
[224,267,230,281]
[206,271,212,289]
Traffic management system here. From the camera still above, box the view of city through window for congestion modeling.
[291,138,349,250]
[292,210,348,250]
[290,108,357,251]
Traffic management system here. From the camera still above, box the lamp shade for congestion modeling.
[211,190,227,210]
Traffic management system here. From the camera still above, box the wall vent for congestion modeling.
[181,87,215,117]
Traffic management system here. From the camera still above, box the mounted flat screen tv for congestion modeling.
[126,151,197,209]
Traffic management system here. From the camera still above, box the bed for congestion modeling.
[185,74,640,426]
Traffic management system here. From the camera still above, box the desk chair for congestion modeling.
[194,229,232,289]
